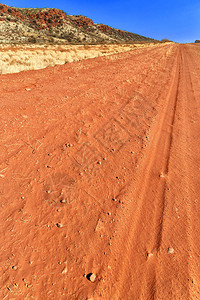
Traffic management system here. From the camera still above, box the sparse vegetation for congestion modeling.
[0,43,161,74]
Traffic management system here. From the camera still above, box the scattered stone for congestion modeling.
[56,223,64,228]
[97,161,101,165]
[112,198,117,202]
[147,253,153,258]
[25,88,31,91]
[12,266,17,270]
[159,172,165,178]
[168,247,174,254]
[65,143,73,148]
[62,266,67,274]
[86,273,96,282]
[60,199,66,204]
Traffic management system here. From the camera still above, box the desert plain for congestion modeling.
[0,42,200,299]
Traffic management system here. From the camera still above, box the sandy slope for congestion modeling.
[0,43,199,299]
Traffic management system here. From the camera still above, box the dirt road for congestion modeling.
[0,43,199,299]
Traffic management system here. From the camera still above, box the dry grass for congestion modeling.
[0,43,164,74]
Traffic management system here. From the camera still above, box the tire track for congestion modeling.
[154,44,200,299]
[175,45,200,298]
[94,46,181,299]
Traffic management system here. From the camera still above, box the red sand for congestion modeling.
[0,43,200,299]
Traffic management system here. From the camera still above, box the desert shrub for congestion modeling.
[161,39,172,43]
[195,40,200,43]
[28,36,37,43]
[8,8,12,13]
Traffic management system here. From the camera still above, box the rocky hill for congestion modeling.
[0,3,158,44]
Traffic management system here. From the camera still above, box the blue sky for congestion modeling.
[2,0,200,43]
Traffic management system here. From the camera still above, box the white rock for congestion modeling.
[88,273,96,282]
[167,247,174,254]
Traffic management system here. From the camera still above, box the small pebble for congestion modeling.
[86,273,96,282]
[167,247,174,254]
[62,266,67,274]
[60,199,66,204]
[56,223,64,228]
[159,172,165,178]
[147,253,153,258]
[12,266,17,270]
